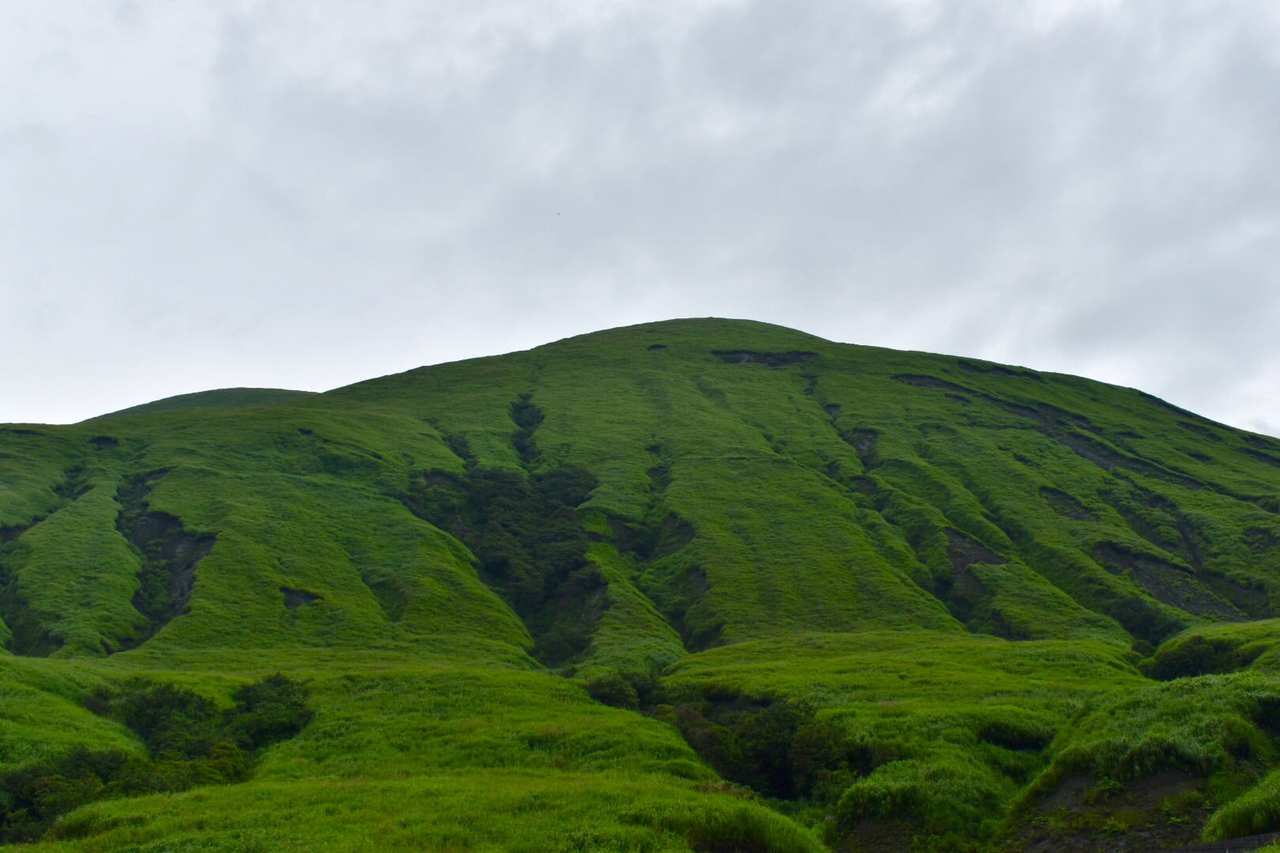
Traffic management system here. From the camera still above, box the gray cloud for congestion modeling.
[1,0,1278,433]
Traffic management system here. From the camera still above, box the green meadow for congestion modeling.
[3,318,1280,850]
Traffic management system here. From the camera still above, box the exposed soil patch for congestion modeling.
[281,587,321,609]
[1041,487,1095,521]
[711,350,817,367]
[1100,484,1185,555]
[1245,434,1280,451]
[1201,571,1271,620]
[403,465,606,666]
[841,819,915,853]
[946,529,1006,572]
[892,373,972,394]
[1245,527,1280,553]
[1021,770,1209,852]
[890,375,1222,501]
[932,530,1006,627]
[115,471,217,649]
[1092,543,1241,620]
[1061,433,1203,490]
[1175,833,1280,852]
[1178,421,1223,442]
[840,427,880,470]
[1244,448,1280,468]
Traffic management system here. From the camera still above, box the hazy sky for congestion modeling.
[3,1,1278,433]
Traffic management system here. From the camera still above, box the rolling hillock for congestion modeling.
[2,318,1280,850]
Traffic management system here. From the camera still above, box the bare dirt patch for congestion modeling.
[1091,543,1241,621]
[281,587,321,609]
[1041,487,1096,521]
[115,470,217,649]
[711,350,817,367]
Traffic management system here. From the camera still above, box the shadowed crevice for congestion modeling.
[404,465,607,666]
[114,471,216,650]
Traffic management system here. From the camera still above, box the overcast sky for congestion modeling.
[2,1,1278,433]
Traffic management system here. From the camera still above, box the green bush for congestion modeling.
[0,748,149,843]
[671,696,864,800]
[586,671,641,709]
[229,673,313,750]
[833,757,1004,842]
[86,679,222,759]
[0,674,313,844]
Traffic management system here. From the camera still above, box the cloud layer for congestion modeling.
[3,1,1278,432]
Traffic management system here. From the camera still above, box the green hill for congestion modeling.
[97,387,317,418]
[3,318,1280,850]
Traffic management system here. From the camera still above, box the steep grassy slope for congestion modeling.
[1,318,1279,850]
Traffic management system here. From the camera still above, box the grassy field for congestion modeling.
[2,318,1280,850]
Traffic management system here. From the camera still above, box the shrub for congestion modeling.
[86,679,222,759]
[833,757,1004,841]
[229,673,313,750]
[671,696,863,801]
[0,674,314,844]
[0,748,148,843]
[586,671,640,709]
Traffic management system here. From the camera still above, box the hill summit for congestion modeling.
[3,318,1280,850]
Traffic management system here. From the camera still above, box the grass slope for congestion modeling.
[0,318,1278,850]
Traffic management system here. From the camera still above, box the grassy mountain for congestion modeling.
[2,317,1280,850]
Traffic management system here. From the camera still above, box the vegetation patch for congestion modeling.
[1146,621,1280,680]
[509,393,543,465]
[0,464,101,655]
[661,692,866,802]
[0,675,311,843]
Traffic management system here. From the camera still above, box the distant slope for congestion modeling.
[95,387,315,419]
[2,318,1280,851]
